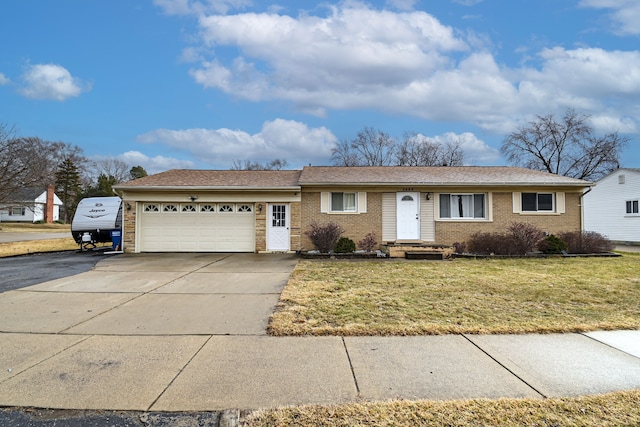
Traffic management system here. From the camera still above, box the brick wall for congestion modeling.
[435,192,583,245]
[122,204,136,253]
[300,192,382,251]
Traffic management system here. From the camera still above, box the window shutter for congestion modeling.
[556,192,565,213]
[512,192,521,213]
[358,192,367,213]
[320,192,329,213]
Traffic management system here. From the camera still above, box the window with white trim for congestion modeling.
[238,204,253,213]
[522,193,553,212]
[10,206,26,216]
[200,204,215,212]
[182,204,196,212]
[144,204,159,212]
[163,204,178,212]
[331,192,357,212]
[219,204,234,213]
[439,194,485,219]
[626,200,639,214]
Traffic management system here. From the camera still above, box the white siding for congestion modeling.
[420,194,435,242]
[381,193,396,241]
[583,169,640,243]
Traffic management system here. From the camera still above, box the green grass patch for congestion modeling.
[269,257,640,335]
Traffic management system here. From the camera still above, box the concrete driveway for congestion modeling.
[1,253,297,335]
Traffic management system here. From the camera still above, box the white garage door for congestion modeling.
[139,202,255,252]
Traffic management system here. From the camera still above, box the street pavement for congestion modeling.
[0,231,72,243]
[0,252,638,418]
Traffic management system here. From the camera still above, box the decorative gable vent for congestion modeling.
[619,174,626,184]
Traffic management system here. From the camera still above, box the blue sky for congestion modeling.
[1,0,638,173]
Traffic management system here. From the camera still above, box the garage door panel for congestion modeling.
[139,203,255,252]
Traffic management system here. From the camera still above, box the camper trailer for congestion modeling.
[72,197,122,250]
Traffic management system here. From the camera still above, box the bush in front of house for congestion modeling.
[508,222,545,255]
[335,237,356,253]
[467,231,510,255]
[558,231,614,254]
[538,234,568,254]
[305,221,344,253]
[357,232,378,252]
[467,223,544,256]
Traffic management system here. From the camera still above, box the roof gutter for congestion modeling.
[114,185,302,192]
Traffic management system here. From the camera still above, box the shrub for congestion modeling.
[335,237,356,253]
[467,232,510,255]
[452,241,466,254]
[357,232,378,252]
[559,231,614,254]
[508,222,544,255]
[538,234,568,254]
[304,221,343,253]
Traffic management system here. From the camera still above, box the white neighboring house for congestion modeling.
[583,168,640,244]
[0,185,63,223]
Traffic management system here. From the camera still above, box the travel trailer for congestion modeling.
[71,197,122,250]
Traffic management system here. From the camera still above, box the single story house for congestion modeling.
[0,185,62,223]
[583,168,640,244]
[114,166,590,255]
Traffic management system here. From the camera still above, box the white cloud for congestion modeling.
[153,0,251,15]
[579,0,640,35]
[136,119,338,168]
[19,64,90,101]
[385,0,417,11]
[420,132,500,164]
[190,3,467,103]
[0,73,9,85]
[173,2,640,137]
[118,151,195,174]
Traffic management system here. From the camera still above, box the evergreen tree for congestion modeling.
[55,157,82,223]
[130,165,148,180]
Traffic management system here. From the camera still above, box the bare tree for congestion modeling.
[230,158,289,170]
[501,109,629,181]
[0,124,59,204]
[92,158,131,183]
[396,132,464,166]
[331,127,396,166]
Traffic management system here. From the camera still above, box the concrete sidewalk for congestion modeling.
[0,253,639,412]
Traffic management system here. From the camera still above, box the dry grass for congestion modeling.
[0,222,78,257]
[243,391,640,427]
[0,238,80,257]
[0,222,70,232]
[269,256,640,336]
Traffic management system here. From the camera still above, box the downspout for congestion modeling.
[579,186,593,232]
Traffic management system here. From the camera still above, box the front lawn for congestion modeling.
[269,256,640,335]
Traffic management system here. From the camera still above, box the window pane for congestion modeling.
[452,195,473,218]
[634,200,639,214]
[538,194,553,211]
[331,192,344,211]
[522,193,537,211]
[344,193,356,211]
[474,194,485,218]
[439,194,451,218]
[626,201,632,214]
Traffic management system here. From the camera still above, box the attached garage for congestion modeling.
[114,169,303,254]
[138,202,255,252]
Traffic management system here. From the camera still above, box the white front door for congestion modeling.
[397,192,420,240]
[267,203,290,251]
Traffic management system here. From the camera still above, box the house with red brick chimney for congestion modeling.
[0,185,63,223]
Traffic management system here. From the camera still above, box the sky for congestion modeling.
[1,0,639,174]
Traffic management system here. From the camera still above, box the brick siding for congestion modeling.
[300,192,383,251]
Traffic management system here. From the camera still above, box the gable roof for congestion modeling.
[115,166,591,191]
[115,169,303,190]
[298,166,590,187]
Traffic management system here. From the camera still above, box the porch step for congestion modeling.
[405,251,445,260]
